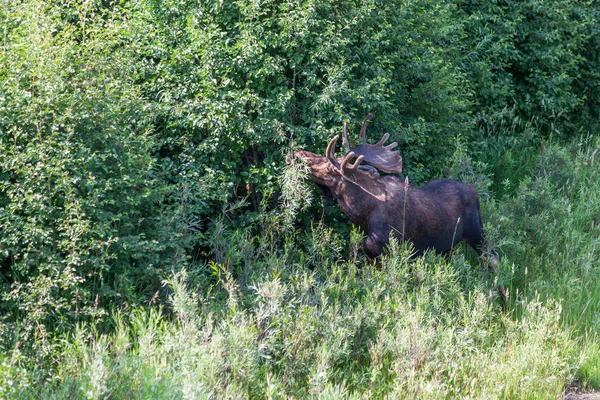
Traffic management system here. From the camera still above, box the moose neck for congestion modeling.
[330,179,384,230]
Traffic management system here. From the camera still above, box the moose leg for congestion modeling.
[465,233,500,271]
[363,233,385,260]
[464,225,507,301]
[463,213,499,267]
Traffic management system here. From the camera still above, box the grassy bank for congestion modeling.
[0,137,598,398]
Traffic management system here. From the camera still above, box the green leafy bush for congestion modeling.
[460,0,596,136]
[1,0,600,394]
[0,0,480,330]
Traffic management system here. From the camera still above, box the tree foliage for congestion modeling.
[0,0,599,336]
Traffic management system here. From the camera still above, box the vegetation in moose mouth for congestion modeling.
[0,0,600,398]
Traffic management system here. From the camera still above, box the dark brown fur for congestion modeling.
[295,149,495,261]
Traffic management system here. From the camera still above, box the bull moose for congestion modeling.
[294,114,500,269]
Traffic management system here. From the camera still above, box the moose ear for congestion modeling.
[346,169,388,202]
[338,154,388,201]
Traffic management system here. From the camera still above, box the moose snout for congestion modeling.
[293,150,323,167]
[293,150,311,160]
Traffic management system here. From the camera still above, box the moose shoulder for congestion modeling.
[294,115,498,264]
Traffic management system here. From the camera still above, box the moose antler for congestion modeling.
[341,113,403,174]
[326,135,342,168]
[340,152,364,172]
[326,136,368,176]
[325,135,386,201]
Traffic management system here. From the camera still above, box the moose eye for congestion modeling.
[358,165,379,177]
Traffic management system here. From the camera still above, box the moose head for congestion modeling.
[294,114,401,203]
[294,114,500,268]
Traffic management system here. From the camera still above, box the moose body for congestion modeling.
[328,176,486,259]
[295,115,497,263]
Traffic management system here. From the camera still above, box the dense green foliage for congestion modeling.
[0,0,599,396]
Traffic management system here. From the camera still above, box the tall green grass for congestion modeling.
[0,137,598,398]
[0,260,582,399]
